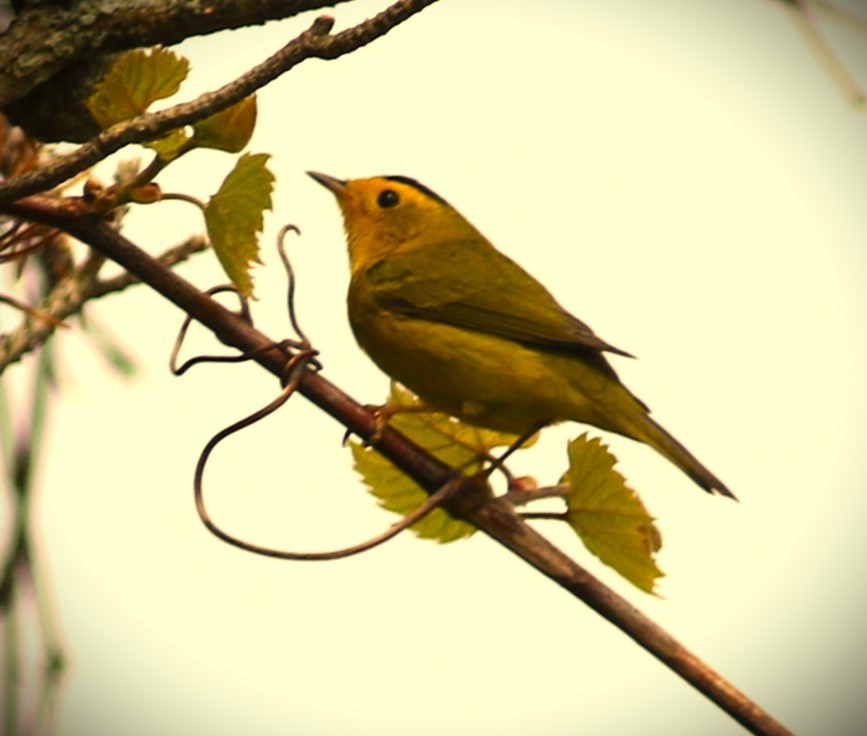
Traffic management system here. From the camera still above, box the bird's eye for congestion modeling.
[377,189,400,208]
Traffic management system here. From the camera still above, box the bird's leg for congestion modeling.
[479,423,546,490]
[342,402,440,446]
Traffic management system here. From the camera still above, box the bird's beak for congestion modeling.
[307,171,347,198]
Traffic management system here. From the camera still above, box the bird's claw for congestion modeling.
[341,404,395,447]
[364,403,395,445]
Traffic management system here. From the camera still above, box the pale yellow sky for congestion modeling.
[23,1,867,734]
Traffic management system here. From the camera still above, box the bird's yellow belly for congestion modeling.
[351,309,616,434]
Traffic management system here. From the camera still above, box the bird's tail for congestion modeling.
[631,413,735,499]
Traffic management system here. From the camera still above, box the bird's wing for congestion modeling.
[363,239,633,357]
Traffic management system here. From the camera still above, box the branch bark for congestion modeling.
[0,0,358,109]
[2,194,794,736]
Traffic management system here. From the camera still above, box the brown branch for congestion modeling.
[0,0,358,109]
[0,0,441,205]
[88,234,207,299]
[2,194,794,736]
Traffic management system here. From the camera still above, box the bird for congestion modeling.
[308,171,734,499]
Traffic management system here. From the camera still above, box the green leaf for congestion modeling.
[564,434,663,593]
[192,96,258,153]
[351,442,476,543]
[204,153,274,298]
[87,47,190,129]
[144,127,192,161]
[351,384,535,543]
[388,383,538,459]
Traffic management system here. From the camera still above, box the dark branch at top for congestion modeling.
[0,0,357,109]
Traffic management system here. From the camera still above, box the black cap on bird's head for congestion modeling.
[307,171,448,205]
[379,175,449,206]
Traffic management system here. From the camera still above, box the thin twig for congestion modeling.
[501,483,568,507]
[169,284,252,375]
[0,0,441,205]
[158,192,206,211]
[0,293,67,327]
[520,511,567,521]
[276,224,311,347]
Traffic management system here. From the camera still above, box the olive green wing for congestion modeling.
[363,239,633,357]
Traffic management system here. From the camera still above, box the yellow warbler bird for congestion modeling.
[309,172,733,499]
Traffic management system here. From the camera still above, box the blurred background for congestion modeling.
[4,0,867,734]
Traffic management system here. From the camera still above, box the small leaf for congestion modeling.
[144,127,192,161]
[192,96,257,153]
[387,384,536,469]
[351,384,534,543]
[351,442,475,544]
[87,47,190,129]
[204,152,274,297]
[564,433,663,593]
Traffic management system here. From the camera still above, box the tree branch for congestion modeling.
[2,194,794,736]
[0,0,358,109]
[0,0,440,205]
